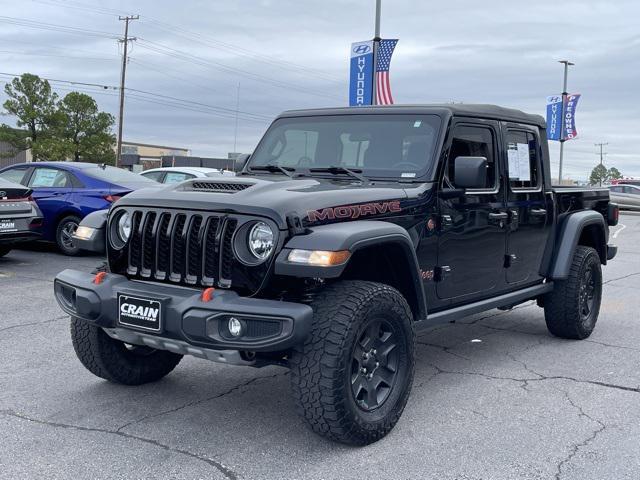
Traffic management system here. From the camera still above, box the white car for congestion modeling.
[608,184,640,211]
[140,167,235,184]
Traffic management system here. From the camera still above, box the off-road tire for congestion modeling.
[544,246,602,339]
[56,215,81,256]
[290,280,415,445]
[70,317,183,385]
[0,246,11,258]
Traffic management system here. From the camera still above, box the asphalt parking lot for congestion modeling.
[1,214,639,480]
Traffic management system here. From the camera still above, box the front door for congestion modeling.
[503,125,550,284]
[436,120,508,301]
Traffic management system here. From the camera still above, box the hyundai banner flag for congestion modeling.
[349,41,374,106]
[563,94,581,140]
[546,95,563,141]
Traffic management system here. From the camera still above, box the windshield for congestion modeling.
[83,165,158,184]
[248,114,441,179]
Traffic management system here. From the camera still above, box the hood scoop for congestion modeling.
[185,180,255,193]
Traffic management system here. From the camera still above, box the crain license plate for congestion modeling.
[0,219,17,232]
[117,294,162,332]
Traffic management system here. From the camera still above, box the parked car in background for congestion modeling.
[0,178,43,258]
[608,184,640,210]
[140,166,234,184]
[0,162,159,255]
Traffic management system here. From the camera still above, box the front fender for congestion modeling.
[549,210,606,279]
[74,209,108,253]
[275,220,427,319]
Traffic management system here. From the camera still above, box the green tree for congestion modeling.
[608,167,622,181]
[0,73,59,159]
[58,92,115,164]
[589,164,609,186]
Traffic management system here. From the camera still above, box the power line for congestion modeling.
[0,15,119,39]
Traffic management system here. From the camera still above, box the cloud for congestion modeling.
[0,0,638,178]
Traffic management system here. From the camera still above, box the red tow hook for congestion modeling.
[201,287,215,302]
[93,272,107,285]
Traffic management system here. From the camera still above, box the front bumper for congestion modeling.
[54,269,313,364]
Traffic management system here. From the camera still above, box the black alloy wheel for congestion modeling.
[351,318,400,411]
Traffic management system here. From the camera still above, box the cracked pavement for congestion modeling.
[1,215,639,479]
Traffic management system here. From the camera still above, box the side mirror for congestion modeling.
[454,156,488,189]
[235,153,250,172]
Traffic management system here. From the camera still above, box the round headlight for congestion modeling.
[117,212,132,242]
[248,222,274,260]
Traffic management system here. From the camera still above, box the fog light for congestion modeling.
[74,226,96,240]
[228,317,243,337]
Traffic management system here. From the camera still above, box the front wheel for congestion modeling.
[56,215,81,256]
[544,246,602,339]
[290,281,415,445]
[70,318,183,385]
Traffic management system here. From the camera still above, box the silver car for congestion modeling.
[609,184,640,210]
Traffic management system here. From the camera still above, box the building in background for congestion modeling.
[120,141,190,158]
[0,141,31,168]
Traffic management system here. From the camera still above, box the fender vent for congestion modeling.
[188,181,253,193]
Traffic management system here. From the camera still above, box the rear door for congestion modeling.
[502,125,550,284]
[436,119,508,301]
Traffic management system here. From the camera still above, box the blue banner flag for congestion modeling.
[563,94,581,140]
[546,95,563,141]
[349,41,374,106]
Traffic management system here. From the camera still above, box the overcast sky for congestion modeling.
[1,0,638,180]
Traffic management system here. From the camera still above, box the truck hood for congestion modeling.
[115,175,432,229]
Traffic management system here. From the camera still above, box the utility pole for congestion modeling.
[233,82,240,159]
[116,15,138,167]
[557,60,574,183]
[595,142,608,187]
[372,0,381,105]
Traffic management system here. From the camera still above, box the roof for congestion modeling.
[5,161,101,170]
[278,104,546,129]
[123,141,189,151]
[143,167,222,174]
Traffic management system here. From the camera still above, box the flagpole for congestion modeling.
[558,60,573,183]
[372,0,381,105]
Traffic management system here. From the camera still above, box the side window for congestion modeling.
[0,168,29,185]
[506,130,540,190]
[446,125,496,190]
[141,171,164,182]
[164,172,195,184]
[28,168,72,188]
[609,186,620,193]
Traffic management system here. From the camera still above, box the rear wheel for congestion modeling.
[290,281,415,445]
[56,215,81,256]
[70,317,183,385]
[544,246,602,339]
[0,246,11,258]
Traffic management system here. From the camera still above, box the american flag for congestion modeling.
[375,39,398,105]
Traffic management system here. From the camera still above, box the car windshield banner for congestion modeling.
[546,95,563,141]
[349,41,374,106]
[563,93,581,140]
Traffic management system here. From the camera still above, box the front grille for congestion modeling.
[188,181,253,193]
[123,209,238,288]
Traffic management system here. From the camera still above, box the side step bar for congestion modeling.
[418,282,553,331]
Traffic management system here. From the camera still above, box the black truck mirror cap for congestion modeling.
[454,156,488,189]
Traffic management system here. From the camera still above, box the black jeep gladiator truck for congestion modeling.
[54,105,619,445]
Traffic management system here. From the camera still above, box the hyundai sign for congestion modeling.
[546,95,563,141]
[349,41,374,106]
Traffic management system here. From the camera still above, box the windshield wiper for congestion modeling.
[250,164,295,178]
[309,166,368,184]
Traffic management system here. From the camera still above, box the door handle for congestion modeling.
[488,212,509,220]
[530,208,547,217]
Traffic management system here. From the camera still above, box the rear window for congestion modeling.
[84,165,157,183]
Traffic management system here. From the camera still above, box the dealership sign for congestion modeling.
[546,93,581,141]
[349,41,374,106]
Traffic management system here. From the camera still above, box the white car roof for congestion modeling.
[143,167,225,175]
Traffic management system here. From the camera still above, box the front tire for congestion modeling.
[70,318,183,385]
[56,215,81,256]
[290,281,415,445]
[544,246,602,339]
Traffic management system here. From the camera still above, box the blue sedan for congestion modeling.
[0,162,159,255]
